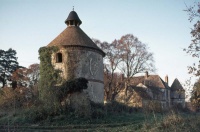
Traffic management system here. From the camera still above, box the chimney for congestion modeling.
[165,75,168,85]
[145,71,148,79]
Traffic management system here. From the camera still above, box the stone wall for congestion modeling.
[52,47,104,103]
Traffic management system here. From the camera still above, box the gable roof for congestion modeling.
[129,75,168,89]
[171,78,185,91]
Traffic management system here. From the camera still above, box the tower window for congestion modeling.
[56,53,62,63]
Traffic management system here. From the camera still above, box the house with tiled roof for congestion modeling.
[115,72,185,110]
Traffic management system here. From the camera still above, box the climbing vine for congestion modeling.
[38,46,89,111]
[38,46,62,106]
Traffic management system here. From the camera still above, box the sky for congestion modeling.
[0,0,199,87]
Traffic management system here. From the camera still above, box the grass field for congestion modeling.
[0,110,200,132]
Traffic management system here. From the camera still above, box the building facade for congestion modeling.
[46,10,105,103]
[115,72,185,110]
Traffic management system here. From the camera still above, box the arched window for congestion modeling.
[56,53,62,63]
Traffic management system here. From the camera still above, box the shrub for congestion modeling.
[90,101,105,119]
[161,111,184,129]
[104,101,136,114]
[59,78,88,97]
[68,92,91,118]
[0,87,36,110]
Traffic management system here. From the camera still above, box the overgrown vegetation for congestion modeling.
[38,46,61,106]
[191,79,200,111]
[59,78,88,95]
[0,103,200,131]
[38,46,90,117]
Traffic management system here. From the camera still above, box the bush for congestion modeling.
[0,87,36,110]
[60,78,88,93]
[68,92,91,118]
[90,101,105,119]
[57,78,88,102]
[104,101,136,114]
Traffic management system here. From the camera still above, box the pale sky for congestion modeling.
[0,0,199,86]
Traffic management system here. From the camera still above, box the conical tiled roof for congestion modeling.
[171,78,185,91]
[65,11,82,25]
[47,10,105,57]
[47,26,105,56]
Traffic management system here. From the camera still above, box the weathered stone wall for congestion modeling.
[52,47,104,103]
[51,48,66,79]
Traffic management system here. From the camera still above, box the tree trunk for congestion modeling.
[2,80,5,88]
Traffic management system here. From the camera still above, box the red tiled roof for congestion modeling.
[129,75,168,89]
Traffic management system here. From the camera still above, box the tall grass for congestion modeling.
[0,100,200,131]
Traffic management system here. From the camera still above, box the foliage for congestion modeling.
[0,87,35,110]
[38,46,62,107]
[1,106,200,131]
[184,2,200,76]
[184,2,200,111]
[38,46,89,115]
[90,101,136,119]
[11,63,39,90]
[141,112,200,132]
[60,78,88,94]
[28,63,40,87]
[0,48,19,88]
[11,67,29,88]
[191,79,200,111]
[57,77,88,103]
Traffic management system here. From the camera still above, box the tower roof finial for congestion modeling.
[65,9,82,26]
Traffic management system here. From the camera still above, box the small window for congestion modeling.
[56,53,62,63]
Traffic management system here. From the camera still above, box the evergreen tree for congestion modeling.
[0,48,19,88]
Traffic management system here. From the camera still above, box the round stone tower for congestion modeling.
[47,10,105,103]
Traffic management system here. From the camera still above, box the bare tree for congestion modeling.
[116,34,155,95]
[184,2,200,110]
[184,2,200,76]
[93,34,155,101]
[93,39,122,102]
